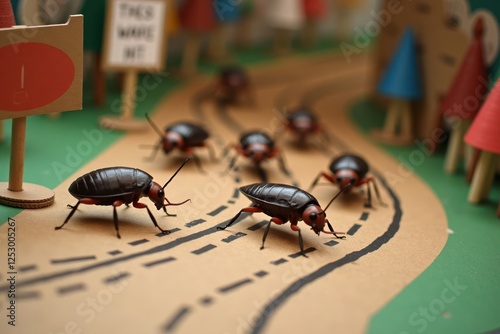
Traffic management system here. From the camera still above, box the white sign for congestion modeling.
[103,0,167,71]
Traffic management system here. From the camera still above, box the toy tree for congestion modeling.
[372,27,423,145]
[209,0,241,61]
[441,18,487,174]
[301,0,326,47]
[464,76,500,212]
[0,5,83,208]
[235,0,254,49]
[179,0,216,75]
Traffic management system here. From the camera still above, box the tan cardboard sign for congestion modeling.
[0,15,83,120]
[102,0,168,72]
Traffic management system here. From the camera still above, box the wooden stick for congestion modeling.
[400,99,412,139]
[481,153,498,200]
[181,30,201,76]
[468,151,497,203]
[121,70,138,120]
[208,24,229,60]
[444,118,466,174]
[301,19,317,47]
[8,117,26,192]
[466,148,481,183]
[383,99,402,135]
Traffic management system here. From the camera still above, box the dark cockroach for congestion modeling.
[284,105,330,144]
[217,183,349,256]
[309,153,384,208]
[223,130,291,182]
[214,65,253,105]
[143,114,216,171]
[55,159,191,238]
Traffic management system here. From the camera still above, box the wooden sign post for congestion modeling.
[0,15,83,208]
[101,0,168,131]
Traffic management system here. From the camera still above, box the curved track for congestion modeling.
[0,53,448,334]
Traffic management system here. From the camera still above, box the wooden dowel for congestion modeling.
[481,154,498,200]
[400,99,412,139]
[121,70,138,120]
[444,119,466,174]
[181,31,201,75]
[468,151,496,203]
[466,148,481,183]
[8,117,26,192]
[383,99,401,135]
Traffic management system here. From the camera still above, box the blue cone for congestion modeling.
[377,27,423,100]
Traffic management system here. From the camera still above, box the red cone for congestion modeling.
[441,18,488,120]
[464,77,500,153]
[0,0,15,28]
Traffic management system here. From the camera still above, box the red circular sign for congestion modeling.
[0,42,75,111]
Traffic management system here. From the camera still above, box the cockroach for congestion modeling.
[217,182,349,256]
[55,159,190,238]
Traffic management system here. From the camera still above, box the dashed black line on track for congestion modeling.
[50,256,97,264]
[0,214,251,292]
[143,256,176,268]
[57,283,86,295]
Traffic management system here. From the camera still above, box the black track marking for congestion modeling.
[0,214,250,291]
[108,250,122,256]
[57,283,85,295]
[51,256,96,264]
[234,177,241,183]
[254,271,268,278]
[129,239,149,246]
[19,264,37,272]
[232,188,240,198]
[218,278,253,294]
[324,240,339,247]
[103,272,130,284]
[207,205,228,216]
[247,220,268,231]
[271,258,288,266]
[347,224,362,236]
[156,228,181,237]
[227,200,235,204]
[221,232,247,243]
[248,170,402,333]
[185,219,206,228]
[191,244,217,255]
[17,291,40,300]
[288,247,316,258]
[163,306,191,333]
[216,104,245,133]
[199,296,214,306]
[143,256,176,268]
[360,212,369,221]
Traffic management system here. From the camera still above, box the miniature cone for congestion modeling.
[377,27,423,100]
[441,18,488,120]
[0,0,15,27]
[464,77,500,154]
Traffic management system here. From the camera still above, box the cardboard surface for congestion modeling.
[0,54,448,333]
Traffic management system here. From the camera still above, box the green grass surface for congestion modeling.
[351,99,500,334]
